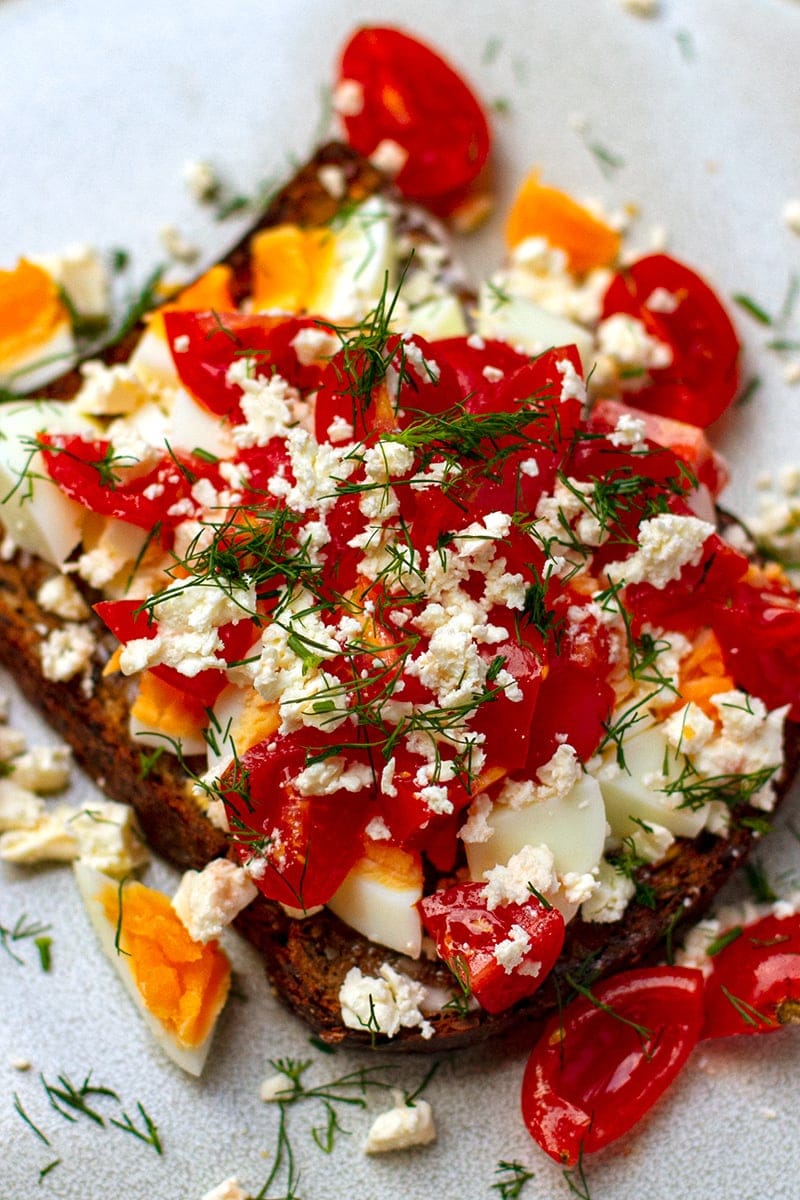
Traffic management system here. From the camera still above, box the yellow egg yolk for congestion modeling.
[505,171,621,275]
[98,878,230,1048]
[249,223,336,312]
[0,259,71,372]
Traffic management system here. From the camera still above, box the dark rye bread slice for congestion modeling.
[1,144,798,1051]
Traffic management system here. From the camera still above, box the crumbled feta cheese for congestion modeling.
[333,78,364,116]
[260,1072,294,1102]
[597,313,672,376]
[0,810,77,864]
[557,357,587,405]
[70,801,150,875]
[36,574,90,621]
[0,780,44,831]
[183,159,220,203]
[227,361,297,446]
[290,326,340,367]
[172,859,258,943]
[783,199,800,236]
[459,793,494,844]
[74,361,148,416]
[494,923,534,973]
[159,224,199,264]
[10,746,71,793]
[495,744,582,809]
[364,1092,436,1153]
[482,844,558,910]
[199,1179,249,1200]
[604,513,714,590]
[293,757,373,797]
[581,859,635,923]
[34,244,109,319]
[365,816,392,841]
[662,702,716,755]
[40,623,96,682]
[317,163,348,199]
[339,963,433,1039]
[608,413,647,448]
[370,139,409,177]
[0,726,26,762]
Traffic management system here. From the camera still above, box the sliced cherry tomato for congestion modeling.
[164,311,331,416]
[313,333,461,443]
[521,966,705,1165]
[39,434,221,536]
[601,254,740,427]
[703,913,800,1038]
[221,731,374,910]
[94,598,257,709]
[588,397,729,497]
[338,27,490,209]
[711,572,800,720]
[420,880,565,1014]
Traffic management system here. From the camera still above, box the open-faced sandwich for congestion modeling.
[1,25,799,1168]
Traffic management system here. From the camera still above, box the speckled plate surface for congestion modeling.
[2,2,800,1198]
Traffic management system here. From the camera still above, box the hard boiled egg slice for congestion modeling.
[74,862,231,1076]
[250,196,396,320]
[599,723,710,840]
[465,774,606,920]
[328,840,423,959]
[128,265,235,387]
[0,259,75,393]
[475,284,594,370]
[0,399,99,565]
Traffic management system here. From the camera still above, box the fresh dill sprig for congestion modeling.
[109,1102,163,1154]
[0,914,53,966]
[492,1159,535,1199]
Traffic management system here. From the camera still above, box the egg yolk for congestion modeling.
[147,264,236,342]
[0,259,70,370]
[98,878,230,1048]
[505,171,621,275]
[249,223,335,312]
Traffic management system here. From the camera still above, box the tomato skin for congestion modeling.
[420,881,565,1014]
[164,311,331,416]
[601,254,740,427]
[711,575,800,721]
[522,966,705,1165]
[338,27,490,206]
[703,913,800,1038]
[221,732,373,910]
[40,434,221,537]
[94,598,257,709]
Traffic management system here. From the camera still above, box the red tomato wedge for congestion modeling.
[588,397,729,497]
[602,254,740,427]
[703,913,800,1038]
[420,881,565,1014]
[221,732,373,911]
[521,966,705,1164]
[338,27,490,209]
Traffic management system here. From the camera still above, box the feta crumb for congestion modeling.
[604,513,714,590]
[10,1057,31,1071]
[11,746,71,793]
[494,923,533,973]
[40,623,96,682]
[199,1179,249,1200]
[172,859,258,943]
[483,844,558,910]
[159,225,199,264]
[0,780,44,831]
[36,575,90,621]
[370,139,409,177]
[339,963,433,1040]
[783,199,800,236]
[608,413,646,448]
[260,1072,294,1102]
[581,859,635,923]
[318,164,348,198]
[183,159,220,203]
[333,78,364,116]
[70,801,150,875]
[364,1092,436,1154]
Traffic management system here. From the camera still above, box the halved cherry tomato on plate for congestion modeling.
[338,27,490,210]
[602,254,740,427]
[521,966,705,1165]
[420,880,565,1014]
[703,913,800,1038]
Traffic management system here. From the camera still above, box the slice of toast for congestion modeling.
[1,143,797,1052]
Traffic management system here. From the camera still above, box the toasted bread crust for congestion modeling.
[2,143,798,1051]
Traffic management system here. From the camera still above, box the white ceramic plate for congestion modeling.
[2,2,800,1198]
